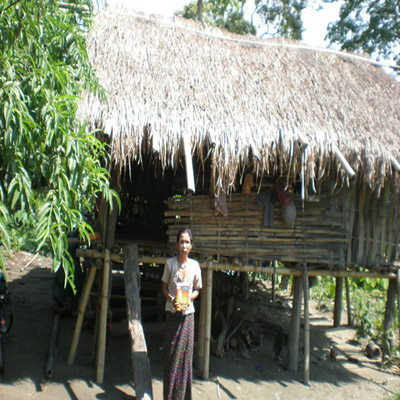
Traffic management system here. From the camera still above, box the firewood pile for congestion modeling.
[209,271,290,360]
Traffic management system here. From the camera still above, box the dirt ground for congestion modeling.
[0,250,399,400]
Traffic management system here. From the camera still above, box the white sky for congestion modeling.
[106,0,341,47]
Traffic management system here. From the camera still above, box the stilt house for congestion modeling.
[73,5,400,386]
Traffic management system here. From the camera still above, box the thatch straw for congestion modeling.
[78,6,400,193]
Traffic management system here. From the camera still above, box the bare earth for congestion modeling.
[0,250,399,400]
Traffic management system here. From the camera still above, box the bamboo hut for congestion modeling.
[73,5,400,385]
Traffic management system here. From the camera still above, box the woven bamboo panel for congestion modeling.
[164,193,349,266]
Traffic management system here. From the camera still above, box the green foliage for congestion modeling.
[176,0,256,35]
[255,0,307,39]
[0,0,119,291]
[310,276,335,309]
[310,276,394,343]
[326,0,400,66]
[7,209,42,254]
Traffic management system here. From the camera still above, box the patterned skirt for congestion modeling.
[163,312,194,400]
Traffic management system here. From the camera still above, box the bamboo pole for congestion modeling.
[380,183,390,260]
[364,190,373,265]
[272,260,277,303]
[68,262,98,365]
[183,135,196,193]
[76,248,397,279]
[288,275,303,373]
[333,144,356,178]
[356,183,367,265]
[333,277,343,327]
[391,157,400,172]
[345,277,353,326]
[345,186,356,266]
[370,192,380,264]
[96,248,111,384]
[104,170,121,250]
[202,264,213,380]
[382,278,397,359]
[303,266,310,385]
[196,269,207,373]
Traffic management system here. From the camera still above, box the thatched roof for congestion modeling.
[78,6,400,194]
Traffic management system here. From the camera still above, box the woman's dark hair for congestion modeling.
[176,228,193,243]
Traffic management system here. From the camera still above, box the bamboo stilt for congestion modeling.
[96,248,111,384]
[345,277,353,326]
[382,278,397,359]
[334,277,343,327]
[202,264,213,380]
[288,275,303,373]
[196,269,207,373]
[303,266,310,385]
[272,260,277,303]
[68,262,98,365]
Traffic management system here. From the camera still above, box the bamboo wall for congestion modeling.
[351,182,400,268]
[164,192,351,267]
[164,184,400,269]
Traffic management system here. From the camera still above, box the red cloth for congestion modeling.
[273,183,292,205]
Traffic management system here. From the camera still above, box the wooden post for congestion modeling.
[96,249,111,384]
[123,244,153,400]
[196,269,207,373]
[288,275,303,373]
[345,277,353,326]
[68,262,98,365]
[382,278,397,360]
[333,277,343,327]
[202,264,213,380]
[303,267,310,385]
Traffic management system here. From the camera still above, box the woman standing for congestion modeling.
[161,228,202,400]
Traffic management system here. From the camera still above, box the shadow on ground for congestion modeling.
[0,260,396,400]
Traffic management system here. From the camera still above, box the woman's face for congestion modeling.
[177,232,192,257]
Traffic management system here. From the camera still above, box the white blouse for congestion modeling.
[161,256,202,315]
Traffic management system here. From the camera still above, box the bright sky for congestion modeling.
[106,0,341,48]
